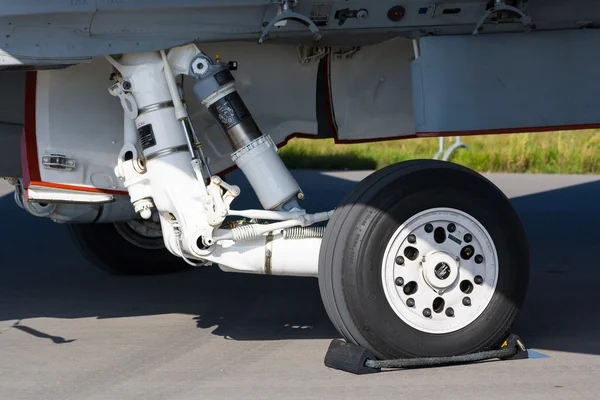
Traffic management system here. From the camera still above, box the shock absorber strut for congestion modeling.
[189,54,303,211]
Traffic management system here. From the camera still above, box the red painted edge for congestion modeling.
[278,124,600,146]
[323,55,339,138]
[415,123,600,138]
[332,134,418,144]
[21,62,599,189]
[21,71,40,188]
[277,132,316,148]
[29,181,128,196]
[20,71,128,197]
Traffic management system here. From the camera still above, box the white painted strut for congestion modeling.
[202,233,321,277]
[106,51,215,257]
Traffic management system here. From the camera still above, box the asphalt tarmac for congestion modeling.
[1,171,599,400]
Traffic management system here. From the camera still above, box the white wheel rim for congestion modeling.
[381,208,499,334]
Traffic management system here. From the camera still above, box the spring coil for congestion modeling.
[230,224,260,241]
[283,226,325,240]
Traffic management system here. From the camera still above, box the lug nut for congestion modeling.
[425,223,433,233]
[406,298,415,307]
[445,308,455,317]
[407,234,416,244]
[463,297,472,306]
[423,308,432,318]
[474,275,483,285]
[475,255,484,264]
[395,277,404,286]
[464,233,473,243]
[448,223,456,233]
[396,256,405,265]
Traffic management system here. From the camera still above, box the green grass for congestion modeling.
[279,130,600,174]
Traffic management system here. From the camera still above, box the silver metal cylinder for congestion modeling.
[224,118,263,151]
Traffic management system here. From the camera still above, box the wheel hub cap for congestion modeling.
[423,252,459,290]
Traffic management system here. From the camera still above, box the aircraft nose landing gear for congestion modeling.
[100,45,529,361]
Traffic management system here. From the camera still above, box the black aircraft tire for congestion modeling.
[318,160,529,359]
[67,223,188,275]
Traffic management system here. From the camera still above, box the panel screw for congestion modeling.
[356,9,369,20]
[395,256,405,265]
[425,223,433,233]
[407,234,416,244]
[448,223,456,233]
[474,275,483,285]
[445,308,455,317]
[475,255,484,264]
[464,233,473,243]
[423,308,432,318]
[395,277,404,286]
[463,297,472,306]
[406,298,415,307]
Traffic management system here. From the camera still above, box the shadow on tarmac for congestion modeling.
[0,171,599,355]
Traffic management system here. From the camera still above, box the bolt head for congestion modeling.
[462,297,472,306]
[406,298,415,307]
[407,234,416,244]
[424,223,433,233]
[475,255,484,264]
[445,308,455,317]
[464,233,473,243]
[395,277,404,286]
[139,209,152,220]
[474,275,484,285]
[423,308,432,318]
[448,223,456,233]
[395,256,405,265]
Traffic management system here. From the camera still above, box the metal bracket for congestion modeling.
[433,137,469,161]
[473,0,532,35]
[42,154,76,171]
[259,0,322,44]
[108,81,138,120]
[206,175,241,227]
[334,8,369,26]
